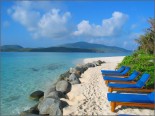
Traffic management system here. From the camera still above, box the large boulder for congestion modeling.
[69,73,81,85]
[46,91,66,99]
[56,80,71,94]
[30,90,44,100]
[44,85,56,98]
[38,98,62,115]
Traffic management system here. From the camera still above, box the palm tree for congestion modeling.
[135,18,154,54]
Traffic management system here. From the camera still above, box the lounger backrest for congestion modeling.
[136,73,150,88]
[121,67,130,75]
[117,66,125,73]
[128,70,140,80]
[148,92,155,103]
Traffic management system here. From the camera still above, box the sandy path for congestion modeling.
[62,56,154,115]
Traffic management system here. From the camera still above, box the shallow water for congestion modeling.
[1,52,131,115]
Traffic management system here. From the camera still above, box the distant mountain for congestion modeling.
[29,47,96,52]
[1,42,131,53]
[1,45,23,52]
[59,42,131,53]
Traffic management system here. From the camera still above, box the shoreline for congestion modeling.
[62,56,154,115]
[21,56,154,115]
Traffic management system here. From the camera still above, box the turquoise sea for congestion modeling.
[1,52,131,115]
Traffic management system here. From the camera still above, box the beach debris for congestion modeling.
[56,80,71,94]
[30,90,44,100]
[38,98,62,115]
[68,73,81,85]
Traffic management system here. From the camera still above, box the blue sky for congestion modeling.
[1,1,154,50]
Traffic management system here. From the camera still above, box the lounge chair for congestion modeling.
[101,66,125,74]
[108,73,154,93]
[102,67,131,77]
[107,92,155,112]
[103,71,140,84]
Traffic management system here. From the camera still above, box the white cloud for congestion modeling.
[8,1,71,39]
[73,11,128,37]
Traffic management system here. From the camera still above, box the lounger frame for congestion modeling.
[108,75,153,93]
[110,101,154,112]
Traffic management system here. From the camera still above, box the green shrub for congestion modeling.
[118,50,155,89]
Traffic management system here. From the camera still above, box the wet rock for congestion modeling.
[38,98,62,115]
[20,104,39,116]
[69,73,81,85]
[30,90,44,100]
[56,80,71,94]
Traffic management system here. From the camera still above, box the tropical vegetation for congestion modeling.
[118,18,155,89]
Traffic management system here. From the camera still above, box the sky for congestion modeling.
[1,1,154,50]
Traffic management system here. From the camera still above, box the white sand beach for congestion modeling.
[62,56,154,115]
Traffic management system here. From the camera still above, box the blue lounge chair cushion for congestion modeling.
[102,67,130,76]
[103,71,139,81]
[107,92,154,103]
[136,73,150,88]
[107,73,150,88]
[148,92,155,103]
[104,76,129,81]
[108,83,138,88]
[101,66,125,73]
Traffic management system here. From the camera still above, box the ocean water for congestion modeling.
[1,52,131,115]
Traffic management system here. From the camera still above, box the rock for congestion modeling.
[29,104,39,114]
[80,65,88,71]
[20,104,39,116]
[60,100,69,108]
[92,61,100,66]
[39,97,44,102]
[85,63,95,68]
[46,91,66,99]
[58,71,70,81]
[70,66,86,75]
[38,98,62,115]
[69,73,81,85]
[30,90,44,100]
[44,85,56,98]
[69,68,80,75]
[56,80,71,94]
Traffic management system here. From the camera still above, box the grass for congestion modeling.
[118,50,154,89]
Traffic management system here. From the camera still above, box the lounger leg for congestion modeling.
[111,102,116,112]
[108,87,113,92]
[105,81,108,85]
